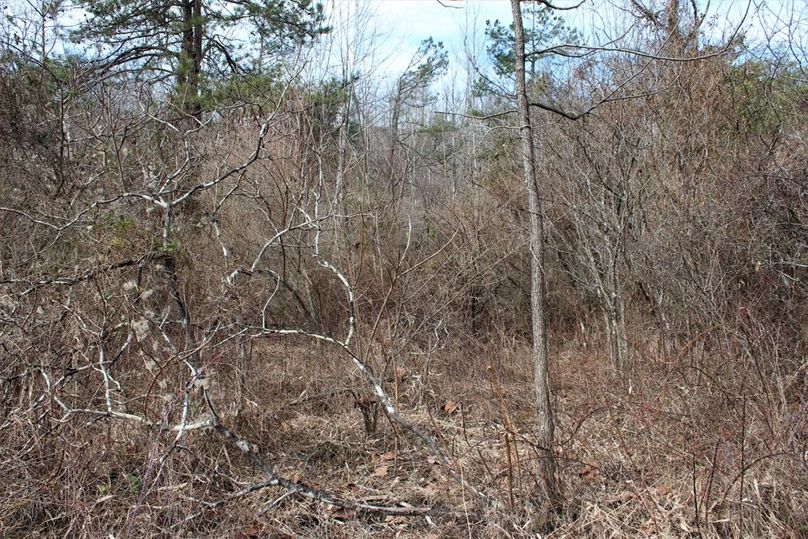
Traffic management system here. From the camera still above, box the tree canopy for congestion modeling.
[480,2,580,93]
[72,0,328,112]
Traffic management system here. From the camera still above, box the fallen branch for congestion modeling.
[199,390,460,519]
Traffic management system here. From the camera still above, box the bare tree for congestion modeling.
[510,0,558,512]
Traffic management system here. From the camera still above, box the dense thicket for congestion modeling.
[0,1,805,536]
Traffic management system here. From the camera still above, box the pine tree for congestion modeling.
[72,0,328,115]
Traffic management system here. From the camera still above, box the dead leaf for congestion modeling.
[394,366,409,381]
[372,464,389,477]
[443,400,459,415]
[579,462,601,482]
[235,523,264,538]
[380,451,397,461]
[329,507,356,520]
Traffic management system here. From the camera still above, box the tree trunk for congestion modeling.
[604,302,627,373]
[181,0,204,117]
[604,270,629,373]
[388,87,402,199]
[510,0,558,511]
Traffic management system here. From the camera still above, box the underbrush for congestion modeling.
[1,335,804,538]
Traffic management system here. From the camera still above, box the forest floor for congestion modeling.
[3,337,804,537]
[166,337,805,537]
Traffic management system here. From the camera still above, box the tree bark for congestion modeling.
[181,0,204,117]
[388,86,402,199]
[510,0,558,511]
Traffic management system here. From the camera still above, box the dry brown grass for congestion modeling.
[2,332,804,538]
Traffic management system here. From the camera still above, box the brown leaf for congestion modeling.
[443,400,459,415]
[419,482,439,497]
[579,462,601,482]
[380,451,397,461]
[394,366,410,381]
[235,523,264,538]
[329,507,356,520]
[372,464,389,477]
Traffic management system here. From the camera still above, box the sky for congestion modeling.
[313,1,514,80]
[372,0,512,49]
[369,0,799,50]
[303,0,803,111]
[2,0,802,94]
[313,0,801,84]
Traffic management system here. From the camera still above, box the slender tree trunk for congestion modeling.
[510,0,558,511]
[604,304,626,373]
[603,270,629,373]
[333,77,352,261]
[388,87,402,199]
